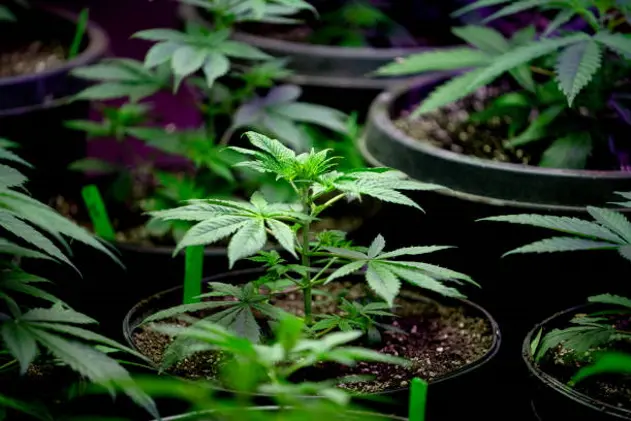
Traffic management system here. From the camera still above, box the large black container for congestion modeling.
[357,75,631,421]
[178,4,455,117]
[122,268,502,420]
[0,6,109,199]
[523,305,631,421]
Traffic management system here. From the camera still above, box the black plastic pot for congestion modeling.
[155,407,407,421]
[357,75,631,421]
[122,268,502,420]
[0,5,108,199]
[178,4,455,117]
[523,305,631,421]
[360,77,631,210]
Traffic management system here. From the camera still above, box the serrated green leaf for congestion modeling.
[594,31,631,59]
[0,147,31,167]
[271,102,348,134]
[365,263,400,307]
[218,41,271,60]
[0,164,26,189]
[452,26,509,54]
[231,306,261,342]
[266,219,296,257]
[481,213,625,243]
[21,307,96,324]
[539,132,592,169]
[0,212,72,267]
[543,10,576,38]
[588,294,631,310]
[536,325,614,361]
[374,48,490,76]
[142,301,237,324]
[325,261,366,284]
[1,322,37,374]
[175,216,250,255]
[555,40,601,106]
[504,237,620,256]
[172,45,206,77]
[414,68,492,116]
[367,234,386,258]
[202,52,230,88]
[228,219,267,267]
[145,42,180,68]
[586,206,631,244]
[390,260,477,286]
[378,245,453,259]
[469,34,590,90]
[387,264,464,298]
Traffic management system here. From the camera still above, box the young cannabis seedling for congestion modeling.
[483,193,631,384]
[147,131,477,341]
[151,313,408,403]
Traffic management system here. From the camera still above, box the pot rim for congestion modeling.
[123,267,501,398]
[179,4,432,60]
[522,303,631,420]
[0,5,109,87]
[158,406,407,421]
[368,76,631,181]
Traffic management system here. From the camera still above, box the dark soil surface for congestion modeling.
[0,41,66,77]
[537,313,631,411]
[132,282,494,393]
[394,83,535,166]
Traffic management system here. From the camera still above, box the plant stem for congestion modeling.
[301,189,313,325]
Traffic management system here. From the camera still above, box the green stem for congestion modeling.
[310,257,338,286]
[301,189,313,325]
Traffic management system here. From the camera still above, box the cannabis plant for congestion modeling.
[149,313,407,401]
[0,141,157,419]
[483,192,631,385]
[375,0,631,170]
[145,131,477,343]
[65,0,357,243]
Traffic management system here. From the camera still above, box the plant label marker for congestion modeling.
[184,246,204,304]
[81,184,115,241]
[408,377,428,421]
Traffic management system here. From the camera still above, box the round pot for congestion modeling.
[178,4,456,117]
[359,76,631,211]
[523,305,631,421]
[156,407,407,421]
[123,268,501,419]
[357,75,631,419]
[0,5,109,199]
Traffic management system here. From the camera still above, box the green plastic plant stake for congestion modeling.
[408,377,428,421]
[184,246,204,304]
[81,184,115,241]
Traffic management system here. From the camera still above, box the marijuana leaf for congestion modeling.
[232,85,349,151]
[325,234,474,306]
[481,211,631,257]
[72,59,170,102]
[134,25,270,89]
[150,192,305,266]
[555,40,602,106]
